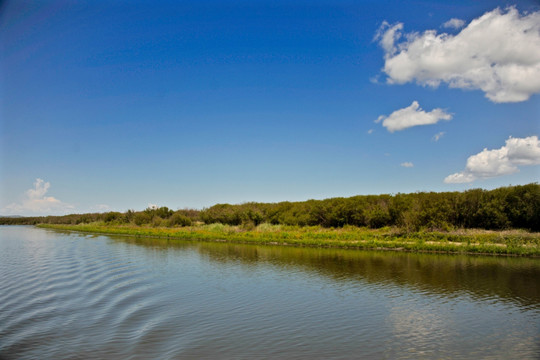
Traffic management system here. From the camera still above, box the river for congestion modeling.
[1,226,539,359]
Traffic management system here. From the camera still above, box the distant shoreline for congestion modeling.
[37,223,540,257]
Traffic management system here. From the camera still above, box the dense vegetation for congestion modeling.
[36,223,540,256]
[2,183,539,232]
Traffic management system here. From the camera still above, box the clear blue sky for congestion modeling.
[1,0,539,215]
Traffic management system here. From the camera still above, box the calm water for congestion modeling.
[1,226,539,359]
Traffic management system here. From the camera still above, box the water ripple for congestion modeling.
[1,226,539,360]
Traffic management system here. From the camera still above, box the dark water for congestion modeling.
[1,226,539,359]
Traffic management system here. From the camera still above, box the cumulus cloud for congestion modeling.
[442,18,465,29]
[2,178,74,215]
[432,131,445,142]
[444,136,540,183]
[375,101,452,132]
[401,162,414,168]
[377,7,540,103]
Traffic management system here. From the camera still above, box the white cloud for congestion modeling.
[147,203,158,210]
[367,129,374,134]
[375,101,452,132]
[377,7,540,103]
[374,21,404,56]
[444,136,540,183]
[432,131,445,142]
[91,204,111,212]
[2,178,74,215]
[442,18,465,30]
[369,75,380,84]
[401,162,414,168]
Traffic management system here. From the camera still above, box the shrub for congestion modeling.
[168,213,192,227]
[133,212,151,226]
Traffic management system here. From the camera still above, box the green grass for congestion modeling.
[36,223,540,256]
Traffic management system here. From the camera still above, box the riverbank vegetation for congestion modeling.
[36,223,540,256]
[2,184,539,255]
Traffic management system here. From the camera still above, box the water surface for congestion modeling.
[1,226,539,359]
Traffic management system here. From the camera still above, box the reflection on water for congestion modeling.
[121,235,540,308]
[1,226,539,359]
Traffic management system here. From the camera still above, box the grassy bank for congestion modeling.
[37,223,540,256]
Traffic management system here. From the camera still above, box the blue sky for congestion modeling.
[1,0,539,215]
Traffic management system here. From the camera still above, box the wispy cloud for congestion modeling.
[375,101,452,132]
[90,204,111,212]
[369,75,380,84]
[432,131,445,142]
[2,178,74,215]
[367,129,374,134]
[377,7,540,103]
[442,18,465,29]
[374,21,403,56]
[444,136,540,183]
[401,162,414,168]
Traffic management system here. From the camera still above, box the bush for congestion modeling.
[133,212,151,226]
[168,213,192,227]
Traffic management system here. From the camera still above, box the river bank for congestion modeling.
[36,223,540,256]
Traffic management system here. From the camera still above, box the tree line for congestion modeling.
[1,183,538,231]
